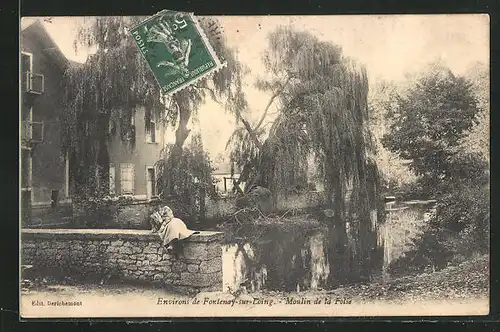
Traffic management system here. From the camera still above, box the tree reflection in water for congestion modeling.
[223,220,330,292]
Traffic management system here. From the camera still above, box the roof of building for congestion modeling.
[21,20,70,71]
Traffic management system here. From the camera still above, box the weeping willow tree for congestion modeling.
[158,133,216,223]
[62,16,247,206]
[226,26,383,286]
[62,17,161,201]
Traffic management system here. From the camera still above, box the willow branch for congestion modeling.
[254,75,293,131]
[240,117,263,150]
[193,84,221,104]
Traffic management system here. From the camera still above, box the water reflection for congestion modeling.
[222,200,436,292]
[378,200,437,276]
[223,229,329,293]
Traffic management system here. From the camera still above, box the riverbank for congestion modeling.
[20,255,488,318]
[251,254,488,303]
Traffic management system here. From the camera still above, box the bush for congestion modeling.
[388,169,489,276]
[157,134,218,223]
[387,218,454,276]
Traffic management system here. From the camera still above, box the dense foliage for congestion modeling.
[156,134,217,223]
[382,63,480,191]
[368,80,417,192]
[62,16,245,212]
[226,26,383,286]
[383,63,490,272]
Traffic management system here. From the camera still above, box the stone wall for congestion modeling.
[275,191,324,211]
[21,229,224,294]
[205,190,325,220]
[65,190,325,229]
[205,196,237,220]
[72,198,162,229]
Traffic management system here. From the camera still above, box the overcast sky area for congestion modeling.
[21,15,489,161]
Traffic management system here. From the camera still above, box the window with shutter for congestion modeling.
[109,164,115,195]
[21,52,32,91]
[120,163,135,194]
[146,166,156,199]
[146,115,157,143]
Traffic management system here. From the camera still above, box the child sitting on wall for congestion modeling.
[150,205,199,258]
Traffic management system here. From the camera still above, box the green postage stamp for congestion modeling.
[130,10,225,95]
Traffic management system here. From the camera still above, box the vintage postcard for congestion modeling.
[19,14,490,318]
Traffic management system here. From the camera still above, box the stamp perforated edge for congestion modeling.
[166,12,227,96]
[129,10,228,96]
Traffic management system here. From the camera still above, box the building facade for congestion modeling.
[20,20,71,226]
[107,106,166,200]
[20,20,169,227]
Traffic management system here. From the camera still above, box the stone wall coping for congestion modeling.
[21,229,224,243]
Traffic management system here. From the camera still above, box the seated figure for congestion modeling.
[150,205,199,256]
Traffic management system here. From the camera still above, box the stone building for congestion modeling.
[20,19,169,227]
[20,20,72,226]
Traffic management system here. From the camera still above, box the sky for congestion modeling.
[21,15,489,161]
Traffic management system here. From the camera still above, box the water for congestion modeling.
[222,200,436,292]
[378,200,437,275]
[222,229,330,293]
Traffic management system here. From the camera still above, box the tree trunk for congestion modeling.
[97,114,110,197]
[199,185,206,220]
[353,131,375,283]
[326,160,349,288]
[164,102,191,196]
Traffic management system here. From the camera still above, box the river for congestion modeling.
[222,200,437,293]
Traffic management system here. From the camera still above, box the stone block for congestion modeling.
[106,246,119,253]
[154,265,171,273]
[172,261,187,273]
[165,272,180,280]
[132,246,143,254]
[153,273,165,280]
[119,247,133,255]
[146,253,159,261]
[177,271,222,287]
[143,246,157,254]
[183,258,202,264]
[117,259,128,265]
[160,252,173,261]
[199,257,222,273]
[150,260,164,268]
[187,264,199,273]
[181,243,207,259]
[206,244,222,260]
